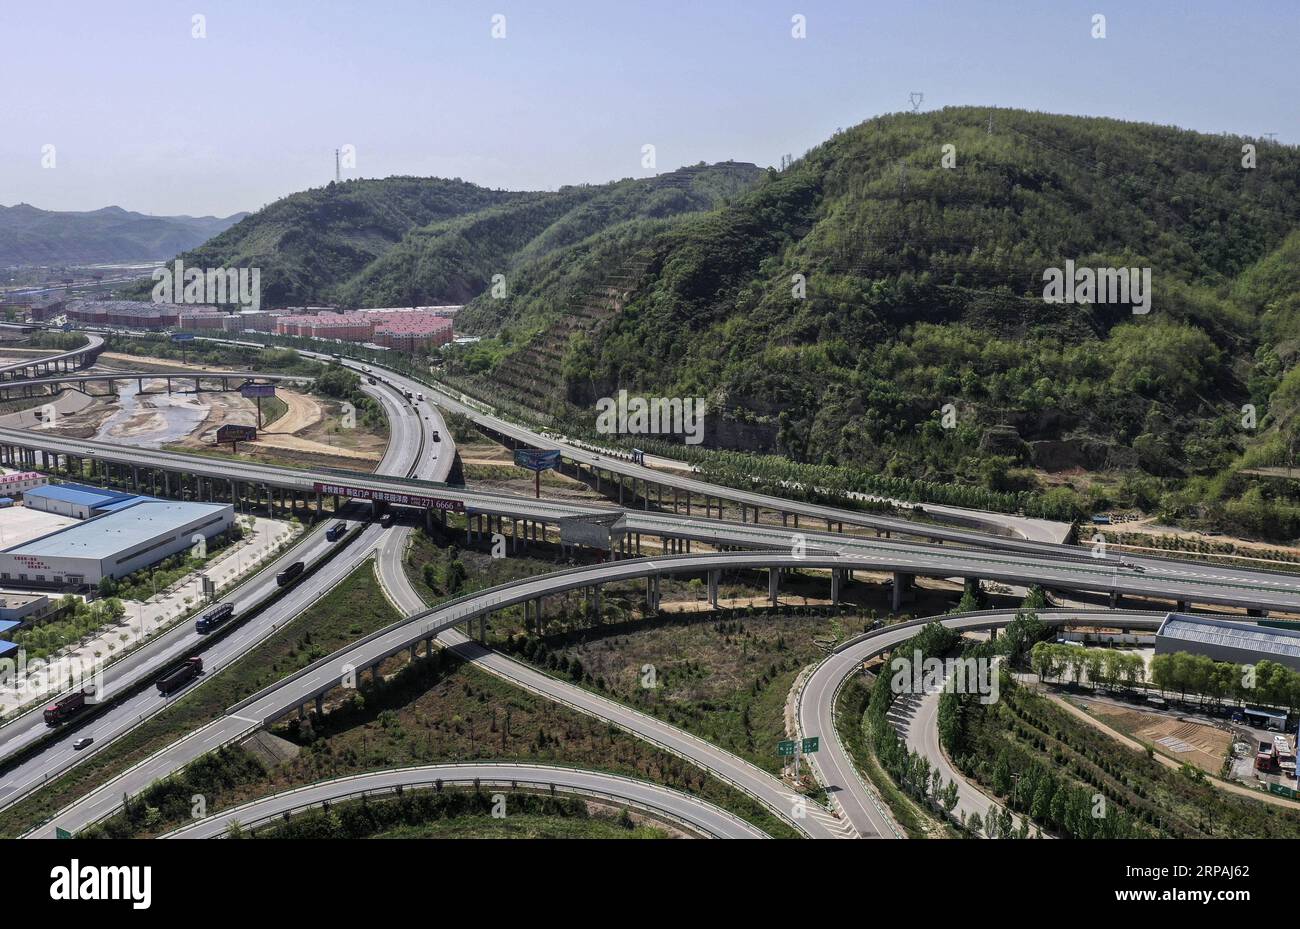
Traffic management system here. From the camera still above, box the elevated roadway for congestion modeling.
[0,334,104,380]
[30,554,1215,838]
[0,373,442,811]
[163,763,768,839]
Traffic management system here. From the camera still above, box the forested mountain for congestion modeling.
[0,204,245,266]
[141,162,762,309]
[138,176,526,307]
[457,107,1300,536]
[335,161,761,306]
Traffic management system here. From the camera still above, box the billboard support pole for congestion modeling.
[535,469,540,499]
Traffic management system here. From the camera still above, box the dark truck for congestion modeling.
[195,602,234,634]
[277,561,305,586]
[43,688,92,726]
[157,657,203,696]
[326,521,347,542]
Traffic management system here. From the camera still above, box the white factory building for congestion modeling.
[0,488,233,588]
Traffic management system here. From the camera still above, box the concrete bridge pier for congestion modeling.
[708,569,719,607]
[892,572,913,612]
[768,567,780,607]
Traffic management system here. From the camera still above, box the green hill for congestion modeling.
[134,177,527,307]
[455,107,1300,536]
[336,161,763,308]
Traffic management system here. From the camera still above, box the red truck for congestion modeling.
[43,688,92,726]
[156,657,203,696]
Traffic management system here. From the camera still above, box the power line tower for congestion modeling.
[334,149,341,183]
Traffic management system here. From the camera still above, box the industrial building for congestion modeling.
[0,496,233,588]
[1154,613,1300,674]
[0,471,48,497]
[23,483,143,519]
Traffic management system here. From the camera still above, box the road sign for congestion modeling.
[55,827,72,839]
[777,739,797,757]
[514,448,561,472]
[801,736,820,753]
[240,382,277,399]
[559,514,623,552]
[216,424,257,444]
[170,332,195,342]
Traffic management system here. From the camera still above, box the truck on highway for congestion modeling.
[276,561,305,586]
[43,688,92,726]
[417,392,424,402]
[195,602,235,634]
[326,521,348,542]
[379,512,396,528]
[431,430,441,443]
[157,657,203,696]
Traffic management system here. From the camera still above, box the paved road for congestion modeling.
[163,763,768,839]
[0,333,103,378]
[796,609,1165,837]
[0,375,434,813]
[371,395,845,839]
[373,536,852,839]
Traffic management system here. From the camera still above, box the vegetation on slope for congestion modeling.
[459,107,1300,538]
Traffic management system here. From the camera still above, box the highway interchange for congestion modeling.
[3,332,1298,839]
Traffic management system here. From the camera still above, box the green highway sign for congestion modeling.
[55,827,72,839]
[778,737,819,756]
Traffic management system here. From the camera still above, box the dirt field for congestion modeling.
[1076,696,1231,773]
[177,388,386,467]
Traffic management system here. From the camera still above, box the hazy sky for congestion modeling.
[3,0,1296,217]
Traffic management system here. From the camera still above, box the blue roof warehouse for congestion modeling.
[0,484,233,588]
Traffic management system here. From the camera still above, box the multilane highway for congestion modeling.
[0,372,450,812]
[12,337,1299,839]
[31,553,1184,838]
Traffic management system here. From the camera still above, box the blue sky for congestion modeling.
[2,0,1296,216]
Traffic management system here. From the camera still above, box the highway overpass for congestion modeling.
[163,763,768,839]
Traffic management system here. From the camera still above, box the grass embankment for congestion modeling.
[949,678,1300,838]
[255,395,288,428]
[77,559,798,839]
[519,608,852,777]
[0,561,394,837]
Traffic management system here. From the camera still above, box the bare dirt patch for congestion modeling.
[1075,696,1231,774]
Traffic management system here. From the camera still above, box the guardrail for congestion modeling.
[160,762,766,840]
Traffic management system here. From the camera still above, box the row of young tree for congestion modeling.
[1030,639,1300,713]
[1029,642,1146,691]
